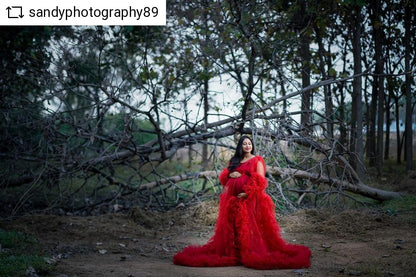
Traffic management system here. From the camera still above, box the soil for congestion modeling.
[1,197,415,277]
[2,172,416,277]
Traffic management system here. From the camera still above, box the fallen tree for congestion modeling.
[137,167,403,203]
[1,77,405,216]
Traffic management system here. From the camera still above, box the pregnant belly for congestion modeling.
[227,174,249,196]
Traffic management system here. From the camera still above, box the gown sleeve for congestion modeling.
[219,167,230,186]
[243,157,267,195]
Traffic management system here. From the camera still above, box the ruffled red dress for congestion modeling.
[173,156,311,269]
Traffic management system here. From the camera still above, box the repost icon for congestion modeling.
[6,6,23,19]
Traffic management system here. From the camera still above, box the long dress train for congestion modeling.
[173,156,311,269]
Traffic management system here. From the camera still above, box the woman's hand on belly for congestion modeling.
[229,171,242,178]
[237,192,248,199]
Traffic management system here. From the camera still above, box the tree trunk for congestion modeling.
[384,91,391,160]
[300,32,312,135]
[370,0,385,174]
[404,1,414,171]
[296,0,312,136]
[202,0,210,169]
[350,5,364,177]
[368,80,377,166]
[364,76,371,157]
[278,70,287,113]
[394,96,402,164]
[201,66,209,168]
[337,42,348,149]
[314,23,333,138]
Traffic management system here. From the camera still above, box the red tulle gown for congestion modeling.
[173,156,311,269]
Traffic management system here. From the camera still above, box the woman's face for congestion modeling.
[241,138,252,154]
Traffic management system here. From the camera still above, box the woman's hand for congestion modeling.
[229,171,242,178]
[237,192,248,199]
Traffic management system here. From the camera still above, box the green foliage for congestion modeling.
[382,195,416,214]
[343,0,367,7]
[0,105,43,154]
[0,253,54,277]
[0,27,54,150]
[0,230,36,250]
[0,230,54,277]
[104,113,157,145]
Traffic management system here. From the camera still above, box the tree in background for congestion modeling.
[404,0,415,172]
[347,1,365,177]
[0,0,414,216]
[0,27,53,154]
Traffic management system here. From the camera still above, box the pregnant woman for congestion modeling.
[173,135,311,269]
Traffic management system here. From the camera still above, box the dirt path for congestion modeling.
[2,206,416,277]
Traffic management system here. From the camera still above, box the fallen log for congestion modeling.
[266,166,404,201]
[138,167,404,202]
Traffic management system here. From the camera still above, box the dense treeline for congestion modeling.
[0,0,415,215]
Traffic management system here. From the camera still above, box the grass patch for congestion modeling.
[382,195,416,213]
[0,229,54,277]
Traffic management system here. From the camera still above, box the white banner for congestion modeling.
[1,0,166,26]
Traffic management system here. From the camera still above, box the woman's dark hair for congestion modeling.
[228,135,255,171]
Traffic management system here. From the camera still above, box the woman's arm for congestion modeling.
[256,160,266,177]
[241,157,267,197]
